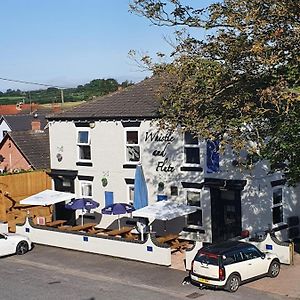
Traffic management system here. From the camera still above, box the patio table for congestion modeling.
[156,233,179,244]
[46,220,67,227]
[59,223,96,232]
[156,234,190,252]
[104,226,134,237]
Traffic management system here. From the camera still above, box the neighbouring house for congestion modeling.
[0,119,50,173]
[0,114,48,141]
[47,77,300,243]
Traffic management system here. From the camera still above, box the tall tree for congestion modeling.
[130,0,300,184]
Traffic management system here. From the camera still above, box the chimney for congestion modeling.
[31,119,41,131]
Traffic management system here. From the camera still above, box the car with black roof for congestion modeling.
[190,240,280,292]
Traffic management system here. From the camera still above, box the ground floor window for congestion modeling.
[80,181,93,198]
[128,185,134,206]
[272,187,283,225]
[186,190,202,226]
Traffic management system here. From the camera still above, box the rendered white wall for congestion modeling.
[49,120,300,241]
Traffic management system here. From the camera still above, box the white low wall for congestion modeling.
[245,233,292,265]
[185,241,203,271]
[16,218,171,266]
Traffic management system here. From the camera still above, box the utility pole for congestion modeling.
[60,89,64,105]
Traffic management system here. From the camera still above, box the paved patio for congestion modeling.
[247,252,300,298]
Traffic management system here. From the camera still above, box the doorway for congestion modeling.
[211,188,242,243]
[53,176,76,225]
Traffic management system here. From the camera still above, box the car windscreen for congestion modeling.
[194,252,219,266]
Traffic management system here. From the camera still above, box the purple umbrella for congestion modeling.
[101,203,135,229]
[65,198,99,225]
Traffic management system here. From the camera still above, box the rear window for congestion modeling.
[194,252,219,266]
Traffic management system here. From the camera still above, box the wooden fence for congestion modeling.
[0,171,51,223]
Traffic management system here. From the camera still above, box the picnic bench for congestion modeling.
[46,220,67,227]
[59,223,97,232]
[156,233,190,252]
[102,226,137,240]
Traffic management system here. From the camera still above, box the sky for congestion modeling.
[0,0,213,92]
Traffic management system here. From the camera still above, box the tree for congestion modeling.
[130,0,300,183]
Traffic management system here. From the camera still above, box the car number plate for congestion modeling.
[198,278,208,284]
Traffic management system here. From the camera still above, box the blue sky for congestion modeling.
[0,0,213,92]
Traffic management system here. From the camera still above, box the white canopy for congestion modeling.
[132,200,197,222]
[20,189,75,206]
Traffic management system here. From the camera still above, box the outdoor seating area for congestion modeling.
[43,220,140,241]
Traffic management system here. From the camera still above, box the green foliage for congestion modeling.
[130,0,300,183]
[0,79,134,105]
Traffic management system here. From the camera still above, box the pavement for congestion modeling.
[247,252,300,299]
[171,248,300,299]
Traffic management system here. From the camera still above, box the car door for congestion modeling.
[223,250,250,281]
[0,233,12,256]
[241,246,269,279]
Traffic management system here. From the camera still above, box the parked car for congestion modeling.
[0,232,32,257]
[190,240,280,292]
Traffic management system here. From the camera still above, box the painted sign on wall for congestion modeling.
[145,131,176,172]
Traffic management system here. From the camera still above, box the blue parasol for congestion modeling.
[65,198,99,225]
[102,203,135,229]
[133,165,148,210]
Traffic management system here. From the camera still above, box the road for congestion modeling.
[0,245,292,300]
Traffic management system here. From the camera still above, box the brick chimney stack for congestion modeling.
[31,119,41,131]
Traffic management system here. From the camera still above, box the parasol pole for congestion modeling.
[118,214,121,230]
[81,208,84,225]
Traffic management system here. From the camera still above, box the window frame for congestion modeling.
[77,129,91,162]
[185,189,203,227]
[124,128,140,164]
[127,184,135,206]
[183,132,201,166]
[272,186,284,225]
[79,180,93,198]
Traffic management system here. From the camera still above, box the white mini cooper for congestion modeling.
[0,232,32,257]
[190,240,280,292]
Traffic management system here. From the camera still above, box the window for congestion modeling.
[186,190,202,226]
[272,187,283,224]
[77,130,91,161]
[128,186,134,205]
[184,132,200,165]
[187,191,201,207]
[80,181,92,198]
[241,246,262,260]
[125,129,140,162]
[222,251,244,265]
[170,186,178,196]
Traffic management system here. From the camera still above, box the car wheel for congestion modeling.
[16,241,29,255]
[225,274,240,293]
[268,260,280,278]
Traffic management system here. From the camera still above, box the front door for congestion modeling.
[211,188,242,243]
